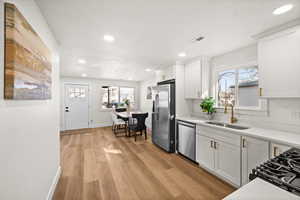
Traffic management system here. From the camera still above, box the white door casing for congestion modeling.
[64,84,89,130]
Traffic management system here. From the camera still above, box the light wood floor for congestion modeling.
[53,127,235,200]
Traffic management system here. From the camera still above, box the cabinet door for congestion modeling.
[201,57,210,99]
[241,136,269,185]
[214,140,241,186]
[184,60,201,99]
[270,142,291,158]
[184,62,192,98]
[197,135,214,170]
[258,28,300,97]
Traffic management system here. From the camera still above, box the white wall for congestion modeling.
[60,77,140,130]
[0,0,60,199]
[192,44,300,134]
[139,64,192,129]
[139,78,156,128]
[139,66,175,129]
[174,63,193,117]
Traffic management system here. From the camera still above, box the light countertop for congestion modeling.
[223,178,300,200]
[176,116,300,148]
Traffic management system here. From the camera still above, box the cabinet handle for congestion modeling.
[242,138,246,148]
[214,141,217,149]
[273,146,279,157]
[210,141,213,148]
[259,88,263,97]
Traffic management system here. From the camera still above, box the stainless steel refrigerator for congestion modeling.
[152,79,175,153]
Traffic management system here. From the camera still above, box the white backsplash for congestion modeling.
[192,99,300,134]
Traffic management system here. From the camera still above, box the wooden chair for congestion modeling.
[128,113,148,141]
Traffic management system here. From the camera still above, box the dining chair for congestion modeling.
[128,113,148,141]
[111,112,126,135]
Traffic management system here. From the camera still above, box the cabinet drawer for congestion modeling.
[197,125,241,147]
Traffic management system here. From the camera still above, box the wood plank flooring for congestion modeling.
[53,127,235,200]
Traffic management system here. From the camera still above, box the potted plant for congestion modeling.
[124,99,130,111]
[200,97,216,120]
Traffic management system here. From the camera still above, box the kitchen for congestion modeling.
[61,1,300,198]
[146,11,300,200]
[150,27,300,199]
[1,0,300,199]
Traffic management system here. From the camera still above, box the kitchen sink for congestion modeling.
[205,121,249,130]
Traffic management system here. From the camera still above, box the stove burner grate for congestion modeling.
[250,148,300,196]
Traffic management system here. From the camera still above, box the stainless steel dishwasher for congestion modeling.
[176,120,196,162]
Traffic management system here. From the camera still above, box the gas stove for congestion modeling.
[249,148,300,196]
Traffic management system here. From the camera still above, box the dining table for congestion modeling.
[115,111,142,120]
[115,111,142,136]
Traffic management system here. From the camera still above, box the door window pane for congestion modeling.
[69,87,86,98]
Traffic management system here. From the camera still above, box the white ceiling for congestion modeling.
[36,0,300,81]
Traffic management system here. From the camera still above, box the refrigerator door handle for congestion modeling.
[153,112,159,120]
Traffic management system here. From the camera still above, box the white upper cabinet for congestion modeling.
[184,57,210,99]
[258,27,300,98]
[184,60,201,99]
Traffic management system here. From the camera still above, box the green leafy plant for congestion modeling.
[124,99,130,106]
[200,97,216,115]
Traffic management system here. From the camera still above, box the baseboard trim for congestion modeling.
[92,122,112,128]
[46,166,62,200]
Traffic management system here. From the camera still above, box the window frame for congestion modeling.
[213,62,263,111]
[119,86,136,106]
[101,86,136,110]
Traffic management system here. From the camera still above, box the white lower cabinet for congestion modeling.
[196,125,292,187]
[270,142,291,158]
[196,135,214,169]
[214,140,241,186]
[241,136,269,185]
[196,128,241,187]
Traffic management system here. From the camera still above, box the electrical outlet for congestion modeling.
[291,111,300,120]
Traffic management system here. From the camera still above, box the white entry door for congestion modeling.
[64,84,89,130]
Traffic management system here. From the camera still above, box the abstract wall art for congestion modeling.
[4,3,52,100]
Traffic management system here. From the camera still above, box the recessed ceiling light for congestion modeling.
[128,77,133,80]
[145,68,152,72]
[78,59,86,64]
[273,4,293,15]
[81,73,87,77]
[103,35,115,42]
[178,52,186,57]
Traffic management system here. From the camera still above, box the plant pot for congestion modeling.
[126,105,131,112]
[206,113,215,120]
